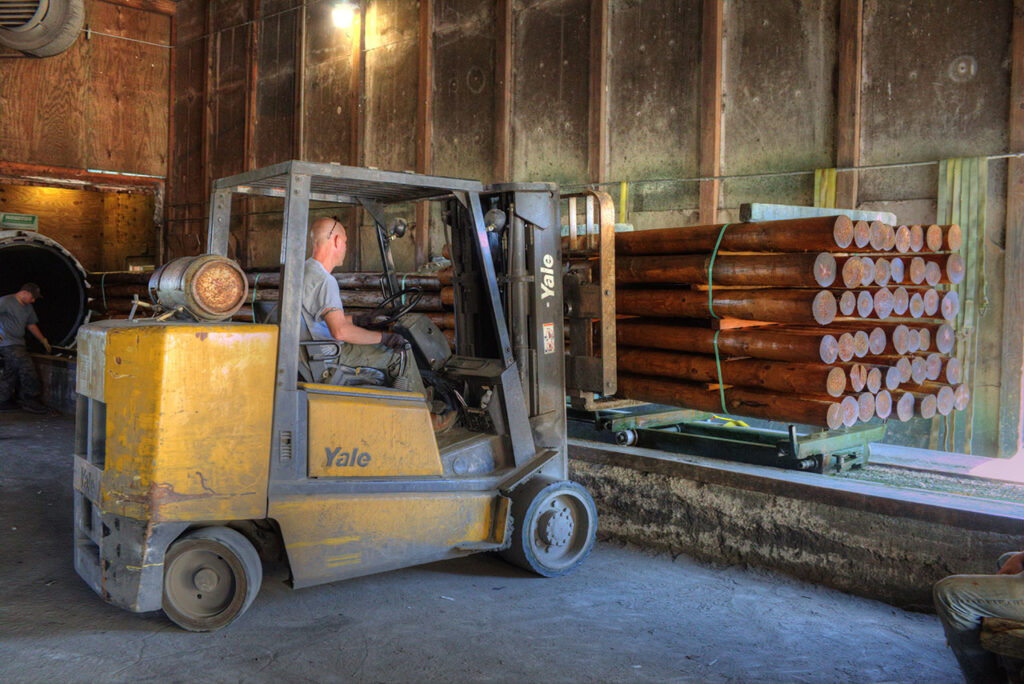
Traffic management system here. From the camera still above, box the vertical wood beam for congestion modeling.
[294,2,306,159]
[415,0,434,267]
[1000,0,1024,457]
[698,0,723,224]
[588,0,609,184]
[494,0,514,183]
[245,0,259,173]
[163,8,176,264]
[242,0,260,267]
[201,0,214,253]
[835,0,863,208]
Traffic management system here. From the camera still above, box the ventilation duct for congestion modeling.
[0,230,88,347]
[0,0,84,57]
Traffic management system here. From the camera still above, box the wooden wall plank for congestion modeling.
[493,0,513,182]
[0,26,88,168]
[588,0,608,184]
[512,0,591,185]
[698,0,723,223]
[87,2,171,176]
[97,0,177,17]
[432,1,496,182]
[835,0,862,208]
[255,1,298,167]
[0,184,155,271]
[207,23,250,182]
[415,0,434,267]
[302,0,356,163]
[1000,0,1024,457]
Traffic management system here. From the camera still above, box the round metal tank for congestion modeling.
[148,254,248,321]
[0,230,88,347]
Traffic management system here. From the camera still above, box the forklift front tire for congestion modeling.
[162,526,263,631]
[501,477,597,577]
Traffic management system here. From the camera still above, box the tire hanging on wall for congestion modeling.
[0,0,84,58]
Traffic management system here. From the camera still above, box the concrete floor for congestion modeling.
[1,413,962,682]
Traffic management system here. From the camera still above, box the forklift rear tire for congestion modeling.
[162,526,263,631]
[501,477,597,577]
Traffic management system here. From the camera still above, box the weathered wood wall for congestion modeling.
[0,0,170,176]
[0,0,168,282]
[164,0,1019,456]
[0,184,156,271]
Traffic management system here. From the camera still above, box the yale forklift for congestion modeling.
[72,162,597,630]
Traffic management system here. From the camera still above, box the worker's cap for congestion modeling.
[20,283,42,299]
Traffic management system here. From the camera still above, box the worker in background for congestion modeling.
[933,550,1024,683]
[0,283,51,414]
[302,217,426,397]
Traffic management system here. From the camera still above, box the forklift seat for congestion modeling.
[298,340,386,388]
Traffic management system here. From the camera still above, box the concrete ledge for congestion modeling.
[569,438,1024,610]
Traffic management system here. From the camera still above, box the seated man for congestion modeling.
[301,216,426,398]
[933,550,1024,683]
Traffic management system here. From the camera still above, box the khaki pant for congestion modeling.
[933,552,1024,684]
[335,343,426,398]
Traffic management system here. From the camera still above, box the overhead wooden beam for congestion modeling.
[999,0,1024,457]
[698,0,723,223]
[415,0,434,267]
[588,0,609,184]
[835,0,863,208]
[494,0,514,183]
[96,0,176,17]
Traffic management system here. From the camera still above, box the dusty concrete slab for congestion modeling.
[1,413,962,682]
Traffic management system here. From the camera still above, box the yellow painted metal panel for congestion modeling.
[100,321,277,522]
[270,492,509,588]
[75,323,108,401]
[307,390,441,478]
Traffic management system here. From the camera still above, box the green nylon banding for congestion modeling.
[713,328,727,413]
[707,223,731,318]
[251,273,261,323]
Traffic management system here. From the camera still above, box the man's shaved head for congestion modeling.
[310,216,348,270]
[311,216,344,247]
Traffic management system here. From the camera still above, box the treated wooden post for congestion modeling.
[1000,0,1024,457]
[835,0,862,208]
[698,0,723,223]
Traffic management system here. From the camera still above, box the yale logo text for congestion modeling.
[325,446,372,467]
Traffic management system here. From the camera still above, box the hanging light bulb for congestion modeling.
[332,1,357,29]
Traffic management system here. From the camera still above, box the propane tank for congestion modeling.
[148,254,248,321]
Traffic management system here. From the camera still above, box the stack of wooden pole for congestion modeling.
[85,269,458,343]
[587,215,968,430]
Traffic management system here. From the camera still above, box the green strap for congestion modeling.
[713,329,727,413]
[707,223,731,318]
[100,273,108,312]
[251,273,261,323]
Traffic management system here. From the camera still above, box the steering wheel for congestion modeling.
[361,287,423,329]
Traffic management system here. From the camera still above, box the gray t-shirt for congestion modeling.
[0,294,38,348]
[301,258,345,343]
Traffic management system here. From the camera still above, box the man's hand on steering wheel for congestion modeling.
[360,288,424,329]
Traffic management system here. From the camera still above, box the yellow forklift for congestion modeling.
[72,162,597,630]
